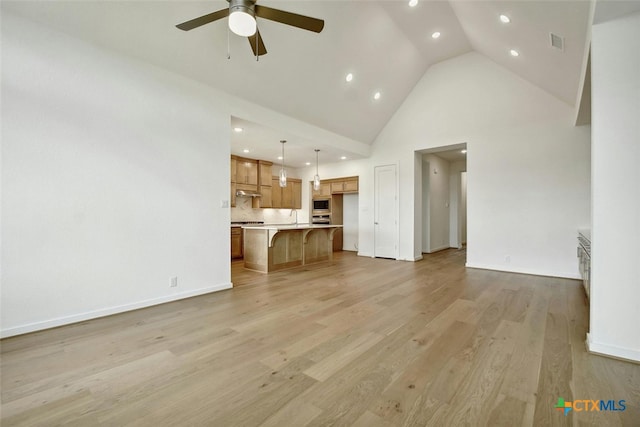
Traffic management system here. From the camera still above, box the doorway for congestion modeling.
[374,164,397,259]
[419,144,467,254]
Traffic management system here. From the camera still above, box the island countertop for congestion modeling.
[242,224,341,273]
[241,223,342,230]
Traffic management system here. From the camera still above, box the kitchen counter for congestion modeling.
[242,224,342,273]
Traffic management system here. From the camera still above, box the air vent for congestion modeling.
[550,32,564,51]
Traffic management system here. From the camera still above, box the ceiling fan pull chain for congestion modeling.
[227,26,231,60]
[255,24,259,61]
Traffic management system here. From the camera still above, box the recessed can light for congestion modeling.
[373,91,381,100]
[345,73,353,82]
[500,14,511,23]
[233,127,243,132]
[431,31,441,39]
[305,162,311,166]
[277,156,283,160]
[409,0,418,7]
[510,49,519,57]
[341,156,347,160]
[243,149,250,153]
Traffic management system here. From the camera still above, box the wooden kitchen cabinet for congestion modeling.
[230,157,237,183]
[253,161,273,209]
[258,161,272,186]
[330,177,358,194]
[231,182,237,207]
[271,176,282,208]
[255,185,272,208]
[231,227,243,259]
[270,177,302,209]
[312,182,332,198]
[292,180,302,209]
[282,182,294,208]
[235,157,258,185]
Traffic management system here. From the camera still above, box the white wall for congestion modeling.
[342,194,359,251]
[589,11,640,362]
[460,171,467,244]
[422,154,450,252]
[449,160,467,248]
[368,52,591,277]
[0,12,367,337]
[0,13,233,336]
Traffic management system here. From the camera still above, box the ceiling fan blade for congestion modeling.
[176,9,229,31]
[248,29,268,56]
[254,5,324,33]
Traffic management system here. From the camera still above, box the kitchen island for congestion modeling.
[242,224,342,273]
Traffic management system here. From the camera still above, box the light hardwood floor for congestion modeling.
[1,249,638,426]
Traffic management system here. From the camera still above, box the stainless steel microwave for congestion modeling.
[312,198,330,213]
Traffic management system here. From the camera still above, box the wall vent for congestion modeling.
[550,33,564,51]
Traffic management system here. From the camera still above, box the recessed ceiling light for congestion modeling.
[233,127,243,133]
[345,73,353,82]
[341,156,347,160]
[373,91,381,100]
[461,149,467,154]
[243,149,250,153]
[408,0,418,7]
[277,156,283,160]
[510,49,519,57]
[500,14,511,24]
[305,162,311,166]
[431,32,441,39]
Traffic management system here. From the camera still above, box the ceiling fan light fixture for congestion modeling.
[228,0,256,37]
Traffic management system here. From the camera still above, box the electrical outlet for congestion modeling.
[170,276,178,287]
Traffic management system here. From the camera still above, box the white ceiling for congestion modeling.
[3,0,601,165]
[230,116,367,168]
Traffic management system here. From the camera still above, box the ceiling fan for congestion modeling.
[176,0,325,57]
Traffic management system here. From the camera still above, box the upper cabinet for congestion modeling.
[314,176,359,198]
[230,155,300,209]
[234,156,258,186]
[252,161,273,209]
[230,157,237,183]
[271,177,302,209]
[312,182,332,198]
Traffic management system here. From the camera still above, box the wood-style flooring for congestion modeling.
[1,249,639,426]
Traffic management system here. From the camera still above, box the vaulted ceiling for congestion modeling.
[2,0,602,165]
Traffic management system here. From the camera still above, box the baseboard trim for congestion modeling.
[465,262,581,280]
[0,283,233,339]
[586,333,640,363]
[426,245,450,254]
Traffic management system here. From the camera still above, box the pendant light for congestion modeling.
[279,140,287,187]
[313,149,321,191]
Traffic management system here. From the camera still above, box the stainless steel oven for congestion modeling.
[312,214,330,224]
[312,198,330,214]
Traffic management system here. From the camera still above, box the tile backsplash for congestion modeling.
[231,197,298,224]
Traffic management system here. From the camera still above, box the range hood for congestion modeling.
[236,190,262,198]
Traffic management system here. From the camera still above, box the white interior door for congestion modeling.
[374,164,397,259]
